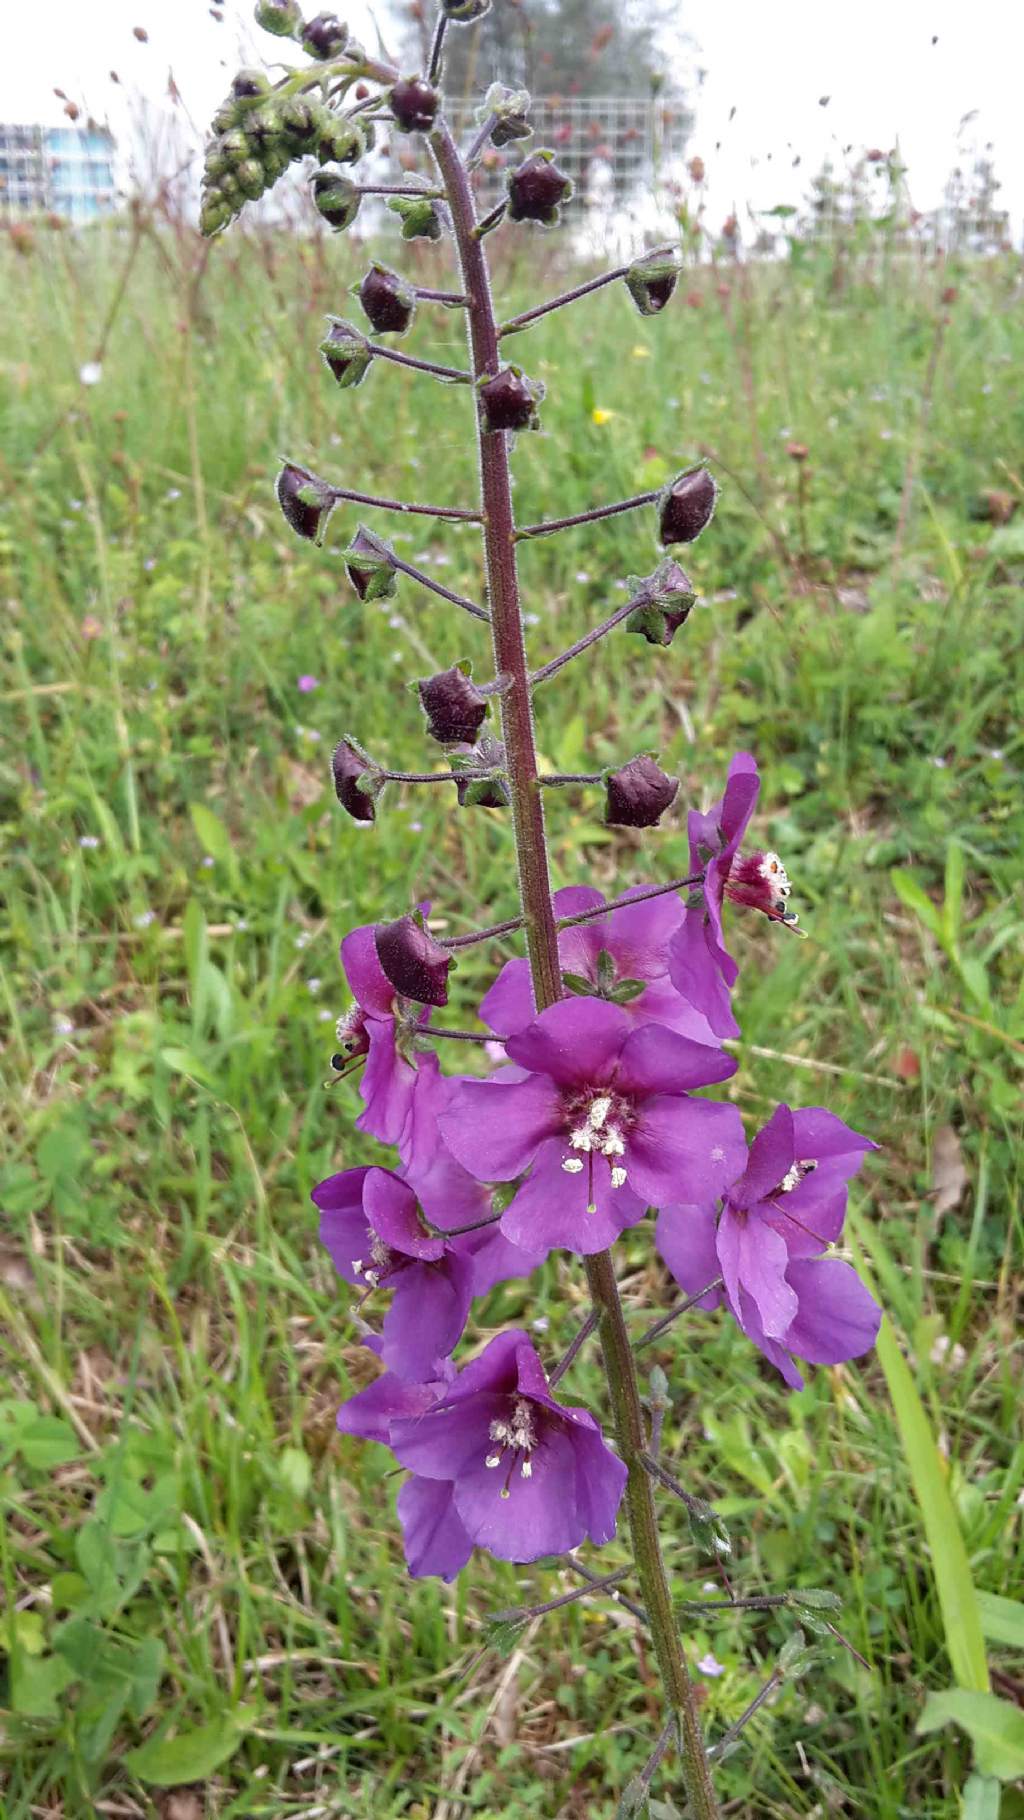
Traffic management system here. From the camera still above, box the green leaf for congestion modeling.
[278,1446,311,1498]
[848,1229,991,1698]
[123,1710,253,1787]
[159,1047,220,1092]
[962,1774,1001,1820]
[188,802,233,865]
[918,1690,1024,1781]
[944,839,965,949]
[977,1590,1024,1650]
[10,1651,77,1717]
[890,868,943,939]
[481,1613,528,1658]
[17,1415,80,1469]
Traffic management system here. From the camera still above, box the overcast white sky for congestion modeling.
[2,0,1022,234]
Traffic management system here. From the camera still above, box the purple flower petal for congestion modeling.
[505,997,631,1089]
[313,1166,374,1284]
[364,1167,443,1261]
[668,910,740,1039]
[392,1389,509,1482]
[655,1202,724,1307]
[615,1022,737,1096]
[790,1107,877,1164]
[627,1097,747,1208]
[500,1136,646,1257]
[453,1425,583,1561]
[357,1018,418,1149]
[730,1104,794,1210]
[341,923,396,1019]
[397,1476,473,1581]
[382,1251,474,1382]
[336,1363,444,1444]
[782,1258,881,1365]
[457,1223,545,1296]
[479,957,535,1037]
[439,1075,563,1181]
[735,1215,798,1339]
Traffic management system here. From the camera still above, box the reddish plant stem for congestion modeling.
[385,551,490,622]
[430,116,719,1820]
[326,483,480,521]
[516,490,659,541]
[498,245,676,337]
[368,342,472,384]
[436,869,704,950]
[530,588,650,685]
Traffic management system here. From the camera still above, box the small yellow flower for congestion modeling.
[631,344,652,359]
[591,407,615,425]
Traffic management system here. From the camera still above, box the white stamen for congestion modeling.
[610,1166,628,1189]
[569,1123,594,1152]
[588,1095,612,1131]
[351,1258,363,1275]
[603,1129,625,1157]
[364,1270,379,1288]
[485,1453,502,1469]
[562,1157,584,1175]
[520,1460,532,1479]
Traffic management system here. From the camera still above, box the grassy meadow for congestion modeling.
[1,207,1023,1818]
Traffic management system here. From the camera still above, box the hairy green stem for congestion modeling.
[430,115,719,1820]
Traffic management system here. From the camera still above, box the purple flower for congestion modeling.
[390,1329,627,1570]
[313,1166,475,1381]
[667,751,763,1038]
[481,885,719,1046]
[439,998,745,1258]
[655,1103,881,1388]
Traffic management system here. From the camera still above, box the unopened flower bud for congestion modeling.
[452,737,510,808]
[319,316,373,386]
[358,263,417,335]
[375,914,451,1007]
[786,441,810,462]
[236,157,267,201]
[311,172,361,232]
[442,0,491,19]
[254,0,302,36]
[605,755,679,829]
[281,95,329,153]
[507,150,572,225]
[418,664,488,744]
[658,466,719,545]
[479,365,544,433]
[479,84,532,148]
[200,192,232,237]
[625,251,681,316]
[626,558,697,647]
[332,738,381,822]
[344,524,397,600]
[211,101,239,135]
[389,76,440,134]
[301,11,349,56]
[388,192,442,240]
[218,127,252,163]
[232,69,271,101]
[275,461,337,543]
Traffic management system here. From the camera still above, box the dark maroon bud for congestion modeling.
[452,737,510,808]
[657,466,719,545]
[232,68,271,101]
[375,914,451,1007]
[605,755,679,829]
[358,263,417,335]
[626,558,697,647]
[442,0,491,18]
[301,11,349,57]
[319,315,373,385]
[332,738,381,822]
[507,150,572,225]
[480,84,533,148]
[312,172,362,232]
[418,664,488,745]
[344,524,397,600]
[478,365,544,433]
[275,461,337,543]
[389,76,439,134]
[625,251,681,316]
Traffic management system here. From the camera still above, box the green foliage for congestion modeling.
[0,210,1021,1819]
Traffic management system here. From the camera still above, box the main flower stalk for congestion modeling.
[430,120,721,1820]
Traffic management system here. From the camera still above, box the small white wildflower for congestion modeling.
[697,1652,726,1677]
[79,834,100,849]
[201,854,215,868]
[307,977,323,995]
[133,910,156,929]
[79,361,103,386]
[52,1014,75,1036]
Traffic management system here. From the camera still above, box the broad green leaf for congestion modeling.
[159,1047,220,1092]
[890,867,944,939]
[849,1232,990,1697]
[10,1651,77,1718]
[918,1690,1024,1781]
[123,1710,252,1786]
[962,1774,1001,1820]
[977,1591,1024,1650]
[188,802,233,864]
[19,1415,80,1469]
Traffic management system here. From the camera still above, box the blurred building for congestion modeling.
[0,124,117,224]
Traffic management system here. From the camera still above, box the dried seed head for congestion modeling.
[389,76,440,134]
[658,466,719,545]
[507,150,572,225]
[332,739,381,823]
[478,365,545,433]
[319,317,373,387]
[375,914,452,1007]
[311,171,362,232]
[275,461,336,543]
[418,665,489,745]
[344,524,397,600]
[357,264,417,335]
[452,737,510,808]
[626,558,697,647]
[605,756,679,829]
[624,251,681,317]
